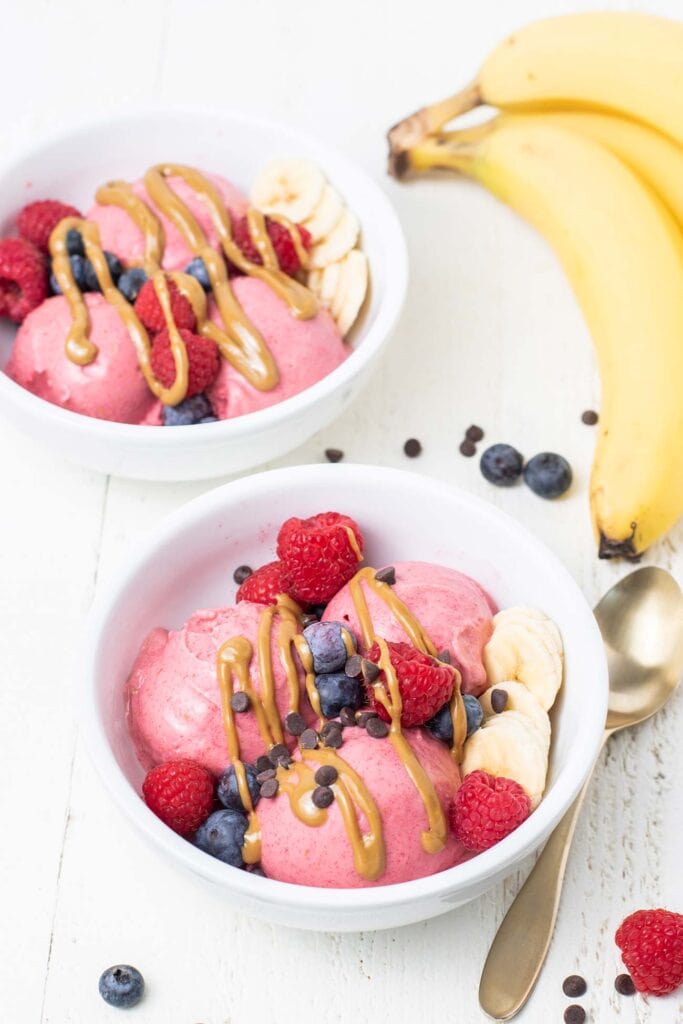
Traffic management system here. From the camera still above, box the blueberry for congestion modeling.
[199,415,218,423]
[217,764,260,811]
[104,251,124,283]
[315,672,363,719]
[98,965,145,1009]
[49,254,89,294]
[304,621,356,674]
[82,258,100,292]
[523,452,573,499]
[66,228,84,256]
[480,443,524,487]
[463,694,484,736]
[117,267,148,303]
[425,703,453,744]
[194,809,248,868]
[163,394,214,426]
[184,256,211,290]
[82,251,123,291]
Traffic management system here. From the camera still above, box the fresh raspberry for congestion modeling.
[233,216,312,276]
[365,640,455,726]
[449,771,531,852]
[150,328,220,398]
[277,512,364,604]
[0,238,48,323]
[142,759,215,837]
[615,909,683,995]
[17,199,82,254]
[236,560,290,605]
[134,278,196,332]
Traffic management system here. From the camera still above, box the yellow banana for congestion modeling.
[392,118,683,558]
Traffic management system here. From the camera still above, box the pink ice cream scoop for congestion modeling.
[258,727,468,887]
[5,293,157,424]
[324,561,495,696]
[87,173,248,271]
[206,277,348,419]
[126,601,315,774]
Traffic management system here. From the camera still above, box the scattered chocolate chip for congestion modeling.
[233,565,252,585]
[614,974,635,996]
[459,439,477,457]
[321,724,343,749]
[301,613,318,628]
[255,755,273,775]
[300,729,319,750]
[563,1007,585,1024]
[374,566,396,585]
[260,778,279,799]
[466,424,484,442]
[230,691,250,713]
[325,448,344,463]
[581,410,599,426]
[314,765,338,786]
[436,649,451,664]
[491,688,508,714]
[312,785,334,808]
[562,976,587,998]
[268,743,289,765]
[366,717,389,739]
[345,654,363,678]
[361,659,380,684]
[284,712,306,736]
[404,438,422,458]
[339,706,357,727]
[356,710,378,728]
[256,768,276,784]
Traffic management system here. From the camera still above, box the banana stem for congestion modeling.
[388,82,481,177]
[389,127,490,178]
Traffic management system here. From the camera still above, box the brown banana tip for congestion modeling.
[387,149,410,180]
[598,523,640,561]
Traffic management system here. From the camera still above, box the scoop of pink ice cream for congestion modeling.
[87,173,248,271]
[5,293,157,424]
[324,561,495,696]
[206,277,348,419]
[258,727,467,887]
[126,602,315,774]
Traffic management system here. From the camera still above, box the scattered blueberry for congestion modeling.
[425,703,453,744]
[463,694,484,736]
[117,267,148,303]
[163,393,214,426]
[98,965,145,1009]
[480,443,524,487]
[217,764,260,811]
[49,254,90,294]
[66,228,84,257]
[184,256,211,290]
[304,621,356,674]
[315,672,363,719]
[523,452,573,499]
[194,809,248,868]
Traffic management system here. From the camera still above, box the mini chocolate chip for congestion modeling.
[260,778,279,799]
[256,768,276,784]
[276,754,292,769]
[562,976,587,998]
[345,654,363,678]
[437,649,451,664]
[255,755,273,775]
[491,688,508,713]
[285,712,306,736]
[366,717,389,739]
[300,729,319,750]
[459,439,477,457]
[356,710,378,728]
[268,743,289,765]
[374,566,396,585]
[233,565,252,585]
[322,727,343,749]
[404,438,422,458]
[466,424,484,442]
[315,765,338,786]
[339,706,357,727]
[614,974,635,996]
[230,691,250,713]
[312,785,334,808]
[301,613,318,628]
[563,1007,585,1024]
[361,659,380,684]
[581,409,599,426]
[325,448,344,463]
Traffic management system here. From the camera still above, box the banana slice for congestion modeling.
[309,208,359,269]
[484,608,563,711]
[333,250,369,336]
[462,710,549,808]
[480,681,551,746]
[303,184,344,242]
[494,607,563,655]
[250,159,325,223]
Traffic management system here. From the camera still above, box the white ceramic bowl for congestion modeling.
[80,464,607,931]
[0,109,407,480]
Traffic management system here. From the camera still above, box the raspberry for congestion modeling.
[0,238,48,323]
[449,771,531,852]
[615,909,683,995]
[150,328,220,398]
[236,561,290,606]
[277,512,364,604]
[134,278,196,332]
[365,640,455,727]
[142,759,215,837]
[17,199,82,254]
[233,216,312,276]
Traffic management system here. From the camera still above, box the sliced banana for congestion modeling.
[303,183,344,242]
[484,608,563,711]
[480,681,551,747]
[462,710,549,808]
[250,159,325,223]
[316,261,342,309]
[333,250,369,336]
[309,208,359,269]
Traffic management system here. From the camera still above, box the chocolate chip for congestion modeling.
[366,717,389,739]
[284,712,306,737]
[276,754,292,769]
[491,688,508,713]
[325,448,344,463]
[321,724,343,749]
[259,778,279,799]
[312,785,334,808]
[563,1007,585,1024]
[339,706,357,727]
[309,604,327,619]
[581,409,599,425]
[436,649,451,664]
[614,974,635,996]
[356,710,378,728]
[361,659,380,684]
[459,439,477,457]
[256,768,276,784]
[230,691,250,713]
[403,438,422,458]
[562,976,587,998]
[300,729,319,750]
[345,654,363,678]
[301,613,318,628]
[233,565,252,584]
[255,755,273,775]
[268,743,289,765]
[374,566,396,585]
[314,765,338,786]
[466,424,484,442]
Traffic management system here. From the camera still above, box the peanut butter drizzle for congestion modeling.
[449,670,468,764]
[348,566,437,655]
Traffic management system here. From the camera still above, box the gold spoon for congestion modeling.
[479,567,683,1020]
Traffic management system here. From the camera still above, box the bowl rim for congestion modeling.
[78,463,608,914]
[0,104,408,443]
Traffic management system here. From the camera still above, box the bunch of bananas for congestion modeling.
[388,12,683,560]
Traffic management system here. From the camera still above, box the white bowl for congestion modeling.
[0,109,407,480]
[80,464,607,931]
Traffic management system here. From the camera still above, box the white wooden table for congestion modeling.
[2,1,682,1020]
